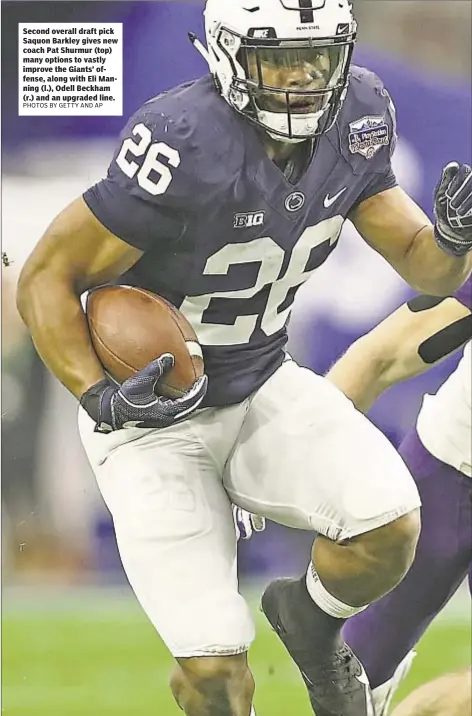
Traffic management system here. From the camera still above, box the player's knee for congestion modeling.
[354,509,421,583]
[383,509,421,577]
[177,653,250,683]
[172,653,254,706]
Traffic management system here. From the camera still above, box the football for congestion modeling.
[86,285,204,398]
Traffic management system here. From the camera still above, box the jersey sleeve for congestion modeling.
[83,102,198,252]
[353,163,397,207]
[453,275,472,311]
[343,68,399,208]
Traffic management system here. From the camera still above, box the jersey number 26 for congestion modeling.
[115,122,344,347]
[116,122,180,196]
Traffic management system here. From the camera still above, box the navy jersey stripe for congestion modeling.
[298,0,315,24]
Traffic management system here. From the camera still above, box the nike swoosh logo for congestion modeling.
[324,187,347,208]
[355,666,370,688]
[355,664,375,716]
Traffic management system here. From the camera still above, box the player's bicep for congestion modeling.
[20,197,143,294]
[350,186,431,267]
[367,296,471,383]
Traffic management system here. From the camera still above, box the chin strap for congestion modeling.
[188,32,211,64]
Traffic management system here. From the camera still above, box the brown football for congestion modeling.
[86,285,204,398]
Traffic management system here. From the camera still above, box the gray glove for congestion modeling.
[80,353,208,432]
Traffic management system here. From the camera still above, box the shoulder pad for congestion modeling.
[336,65,397,175]
[107,76,244,208]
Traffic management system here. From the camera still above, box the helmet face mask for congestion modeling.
[238,37,352,139]
[202,0,357,142]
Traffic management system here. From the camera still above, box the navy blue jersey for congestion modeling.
[84,67,397,407]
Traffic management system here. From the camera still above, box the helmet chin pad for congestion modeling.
[257,106,325,142]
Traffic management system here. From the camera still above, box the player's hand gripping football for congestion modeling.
[80,353,208,432]
[434,161,472,256]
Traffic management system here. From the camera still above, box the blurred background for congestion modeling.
[2,1,471,714]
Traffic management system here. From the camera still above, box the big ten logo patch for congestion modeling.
[233,211,265,229]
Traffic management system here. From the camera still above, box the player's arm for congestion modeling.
[350,179,472,296]
[17,107,209,432]
[326,294,471,413]
[16,197,143,398]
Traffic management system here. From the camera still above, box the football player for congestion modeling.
[16,0,472,714]
[327,276,471,715]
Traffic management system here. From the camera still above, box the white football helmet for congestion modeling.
[194,0,357,142]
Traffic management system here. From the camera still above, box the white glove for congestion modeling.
[233,505,266,540]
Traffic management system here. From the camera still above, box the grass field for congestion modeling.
[2,585,470,716]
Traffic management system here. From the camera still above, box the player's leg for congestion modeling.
[225,360,421,716]
[342,427,472,713]
[227,360,421,605]
[170,656,256,716]
[78,405,256,716]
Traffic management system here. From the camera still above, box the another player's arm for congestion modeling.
[16,197,143,398]
[350,186,472,296]
[327,295,471,413]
